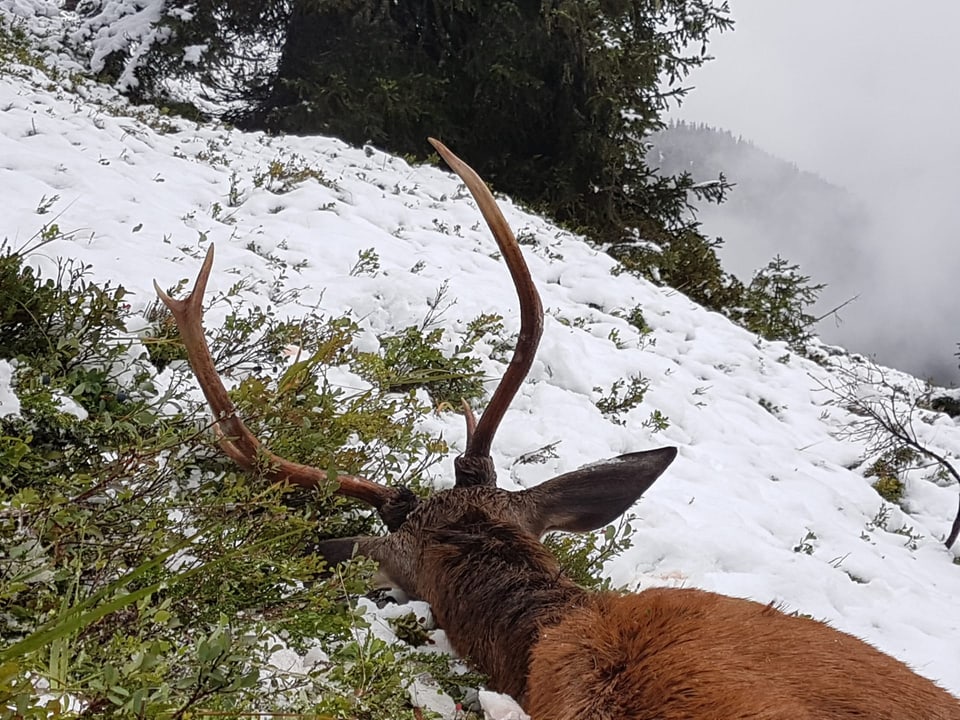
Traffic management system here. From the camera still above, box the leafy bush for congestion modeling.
[872,475,905,505]
[0,245,125,371]
[252,153,332,194]
[544,513,637,592]
[0,21,52,79]
[594,373,650,425]
[359,326,485,409]
[865,447,916,506]
[611,230,746,317]
[0,241,461,718]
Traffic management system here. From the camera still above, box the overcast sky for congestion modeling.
[671,1,960,386]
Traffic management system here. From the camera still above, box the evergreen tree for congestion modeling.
[236,0,733,248]
[741,255,824,348]
[72,0,290,111]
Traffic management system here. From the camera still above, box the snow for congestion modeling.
[1,10,959,712]
[479,690,530,720]
[0,360,20,417]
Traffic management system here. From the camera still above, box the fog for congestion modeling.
[672,1,960,386]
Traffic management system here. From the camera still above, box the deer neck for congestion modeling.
[420,523,589,700]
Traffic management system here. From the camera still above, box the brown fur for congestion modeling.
[377,497,960,718]
[527,588,960,719]
[416,505,589,700]
[338,481,960,719]
[376,500,960,720]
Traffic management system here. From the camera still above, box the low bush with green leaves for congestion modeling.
[865,447,917,506]
[594,373,651,425]
[544,513,638,592]
[611,231,746,319]
[0,237,484,718]
[612,241,825,353]
[252,153,333,194]
[0,21,50,79]
[357,316,498,410]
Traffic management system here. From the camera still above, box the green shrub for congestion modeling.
[252,153,332,194]
[864,447,917,506]
[0,21,52,79]
[610,230,746,317]
[0,244,125,371]
[872,475,905,505]
[357,325,487,409]
[594,373,650,425]
[0,241,457,718]
[544,514,637,591]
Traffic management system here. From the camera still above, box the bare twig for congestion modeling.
[813,294,860,325]
[816,361,960,548]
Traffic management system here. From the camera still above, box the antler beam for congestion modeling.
[154,246,409,521]
[428,138,544,487]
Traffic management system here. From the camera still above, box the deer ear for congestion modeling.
[519,447,677,536]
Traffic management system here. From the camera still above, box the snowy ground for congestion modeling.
[1,11,959,713]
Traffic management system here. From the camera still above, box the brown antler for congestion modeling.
[428,138,544,487]
[154,246,414,527]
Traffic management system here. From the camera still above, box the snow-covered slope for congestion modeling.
[1,35,959,707]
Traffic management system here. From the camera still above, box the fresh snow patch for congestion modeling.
[479,690,530,720]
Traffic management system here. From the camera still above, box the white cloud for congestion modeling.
[673,1,960,384]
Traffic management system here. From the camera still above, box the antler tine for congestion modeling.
[460,398,478,446]
[429,138,544,486]
[154,245,404,516]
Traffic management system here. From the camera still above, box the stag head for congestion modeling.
[155,138,676,697]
